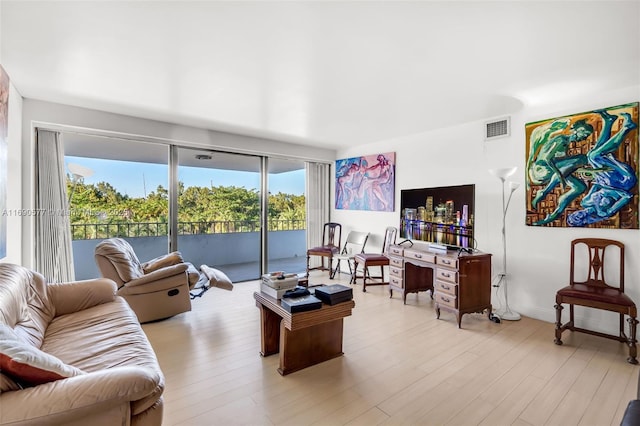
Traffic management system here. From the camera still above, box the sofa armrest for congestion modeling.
[0,366,163,424]
[124,263,188,288]
[141,251,185,273]
[48,278,117,316]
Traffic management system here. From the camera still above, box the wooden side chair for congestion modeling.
[554,238,638,364]
[330,231,369,281]
[306,222,342,279]
[353,226,397,292]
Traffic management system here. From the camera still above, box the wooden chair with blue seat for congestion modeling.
[554,237,638,364]
[306,222,342,279]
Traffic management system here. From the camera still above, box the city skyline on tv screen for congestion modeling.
[400,184,475,249]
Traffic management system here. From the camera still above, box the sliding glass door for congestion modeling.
[176,148,261,282]
[64,134,169,279]
[64,133,311,282]
[267,158,306,274]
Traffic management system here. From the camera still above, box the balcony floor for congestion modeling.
[218,256,307,282]
[218,256,357,283]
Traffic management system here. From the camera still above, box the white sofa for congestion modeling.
[0,263,164,425]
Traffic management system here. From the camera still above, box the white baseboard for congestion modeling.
[517,305,632,337]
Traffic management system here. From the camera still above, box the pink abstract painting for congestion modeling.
[335,152,395,212]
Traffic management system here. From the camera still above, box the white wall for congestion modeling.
[335,85,640,332]
[1,80,23,264]
[20,99,336,267]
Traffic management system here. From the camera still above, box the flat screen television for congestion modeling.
[400,184,475,250]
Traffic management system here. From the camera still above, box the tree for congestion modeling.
[67,177,305,239]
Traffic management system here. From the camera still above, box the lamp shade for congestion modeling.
[488,167,518,180]
[68,163,94,179]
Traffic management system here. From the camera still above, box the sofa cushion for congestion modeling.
[41,297,164,414]
[42,298,160,373]
[0,324,83,386]
[0,265,54,348]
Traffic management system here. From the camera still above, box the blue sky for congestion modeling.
[65,156,305,198]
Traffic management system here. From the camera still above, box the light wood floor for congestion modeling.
[142,272,639,426]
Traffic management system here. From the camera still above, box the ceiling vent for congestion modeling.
[485,117,510,140]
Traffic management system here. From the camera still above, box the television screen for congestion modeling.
[400,184,475,250]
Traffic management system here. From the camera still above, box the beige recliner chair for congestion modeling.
[94,238,200,323]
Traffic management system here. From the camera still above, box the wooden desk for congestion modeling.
[388,244,492,328]
[253,291,355,375]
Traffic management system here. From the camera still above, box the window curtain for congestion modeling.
[305,162,331,268]
[35,129,75,282]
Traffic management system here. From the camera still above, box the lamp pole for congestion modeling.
[489,167,520,321]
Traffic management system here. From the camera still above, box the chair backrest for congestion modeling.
[341,231,369,255]
[570,238,624,291]
[94,238,144,284]
[381,226,398,254]
[322,222,342,250]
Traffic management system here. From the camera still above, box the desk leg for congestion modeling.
[258,304,281,357]
[278,319,344,375]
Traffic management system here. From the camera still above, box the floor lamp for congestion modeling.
[489,167,521,321]
[67,163,94,204]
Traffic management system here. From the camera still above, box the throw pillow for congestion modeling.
[200,265,234,291]
[0,324,84,386]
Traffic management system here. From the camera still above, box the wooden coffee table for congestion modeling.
[253,291,355,375]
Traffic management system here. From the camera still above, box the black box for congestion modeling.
[313,284,353,305]
[280,295,323,313]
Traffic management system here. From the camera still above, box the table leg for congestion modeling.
[278,318,345,375]
[258,304,281,356]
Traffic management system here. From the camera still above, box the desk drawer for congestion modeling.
[389,256,403,268]
[435,291,457,309]
[436,255,458,269]
[389,245,404,257]
[404,249,435,264]
[435,280,457,296]
[389,265,403,278]
[436,268,458,284]
[389,275,403,289]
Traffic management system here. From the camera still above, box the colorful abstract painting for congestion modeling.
[525,102,639,228]
[0,65,8,259]
[335,152,395,211]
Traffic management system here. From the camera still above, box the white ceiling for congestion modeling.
[2,1,639,150]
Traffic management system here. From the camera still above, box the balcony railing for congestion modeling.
[71,219,306,240]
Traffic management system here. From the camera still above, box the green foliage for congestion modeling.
[67,176,306,239]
